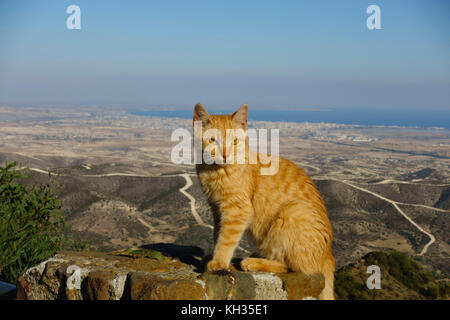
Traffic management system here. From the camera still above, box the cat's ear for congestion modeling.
[194,103,210,124]
[232,103,248,128]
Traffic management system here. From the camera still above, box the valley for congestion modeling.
[1,106,449,278]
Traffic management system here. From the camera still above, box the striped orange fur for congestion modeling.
[194,103,336,300]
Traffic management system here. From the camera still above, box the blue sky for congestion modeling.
[0,0,449,110]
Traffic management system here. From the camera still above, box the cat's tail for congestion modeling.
[317,259,335,300]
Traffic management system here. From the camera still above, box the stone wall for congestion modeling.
[16,250,324,300]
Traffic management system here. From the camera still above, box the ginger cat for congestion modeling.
[194,103,335,300]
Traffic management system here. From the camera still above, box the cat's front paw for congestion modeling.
[207,260,229,273]
[240,258,255,271]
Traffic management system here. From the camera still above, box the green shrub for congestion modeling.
[0,162,86,283]
[420,283,439,300]
[386,251,433,294]
[437,280,450,299]
[336,251,443,300]
[334,271,370,300]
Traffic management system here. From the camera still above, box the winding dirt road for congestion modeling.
[178,173,212,229]
[339,179,437,256]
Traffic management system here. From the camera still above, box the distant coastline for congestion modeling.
[129,108,450,129]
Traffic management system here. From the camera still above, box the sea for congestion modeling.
[129,107,450,129]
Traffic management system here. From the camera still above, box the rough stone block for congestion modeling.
[127,272,206,300]
[16,251,325,300]
[280,272,325,299]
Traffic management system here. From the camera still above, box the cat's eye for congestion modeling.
[209,137,215,143]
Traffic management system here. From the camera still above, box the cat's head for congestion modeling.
[193,103,248,165]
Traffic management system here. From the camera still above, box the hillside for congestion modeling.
[334,251,450,300]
